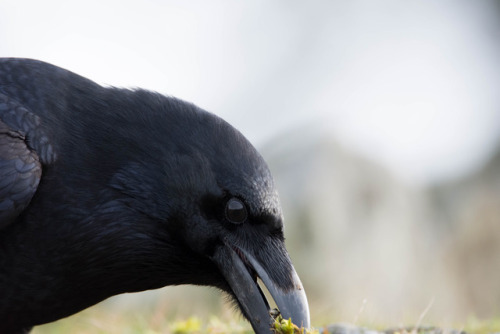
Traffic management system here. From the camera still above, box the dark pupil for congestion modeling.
[226,198,247,223]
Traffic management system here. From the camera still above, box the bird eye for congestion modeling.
[225,198,247,224]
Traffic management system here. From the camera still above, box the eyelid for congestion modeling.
[225,197,247,224]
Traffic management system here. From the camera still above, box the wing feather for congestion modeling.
[0,97,43,229]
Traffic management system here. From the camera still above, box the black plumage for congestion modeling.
[0,58,309,334]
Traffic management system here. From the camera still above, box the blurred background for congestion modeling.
[1,0,500,330]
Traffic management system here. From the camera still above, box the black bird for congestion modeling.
[0,58,309,333]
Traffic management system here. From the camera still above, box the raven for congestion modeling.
[0,58,309,333]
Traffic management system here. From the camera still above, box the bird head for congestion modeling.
[126,96,309,333]
[100,94,309,333]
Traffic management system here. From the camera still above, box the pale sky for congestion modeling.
[1,0,499,184]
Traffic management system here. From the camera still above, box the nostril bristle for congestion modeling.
[231,245,258,282]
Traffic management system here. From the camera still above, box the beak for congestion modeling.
[211,242,310,333]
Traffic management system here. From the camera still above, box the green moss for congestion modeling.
[271,315,319,334]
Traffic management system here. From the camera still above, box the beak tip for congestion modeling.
[216,245,311,332]
[281,268,311,329]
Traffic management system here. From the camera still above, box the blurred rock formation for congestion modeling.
[262,128,500,323]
